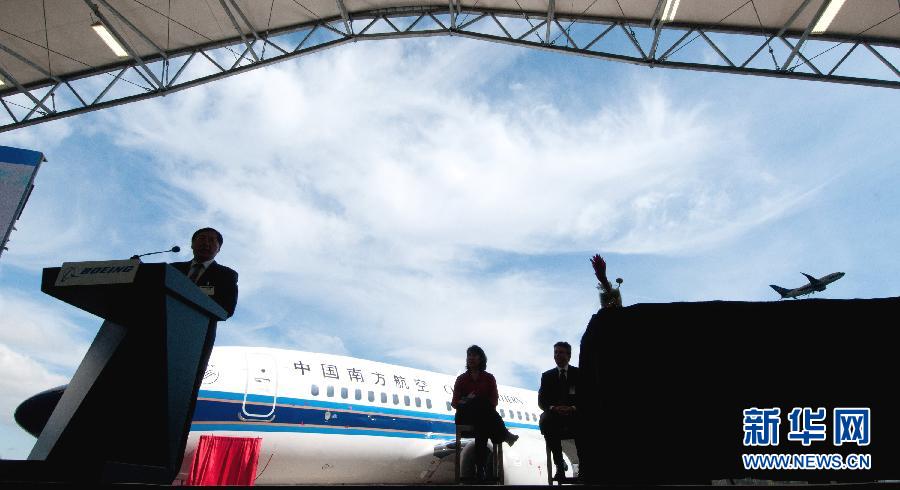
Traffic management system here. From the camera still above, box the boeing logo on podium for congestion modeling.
[57,266,82,283]
[54,259,140,286]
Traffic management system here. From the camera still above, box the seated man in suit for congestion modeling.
[538,341,582,480]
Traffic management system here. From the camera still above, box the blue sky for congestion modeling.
[1,35,898,458]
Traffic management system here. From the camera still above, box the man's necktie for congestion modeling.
[188,263,204,283]
[558,369,568,402]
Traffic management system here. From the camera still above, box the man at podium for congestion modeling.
[171,227,238,389]
[21,227,240,482]
[171,227,238,318]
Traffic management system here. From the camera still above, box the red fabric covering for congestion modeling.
[186,435,262,486]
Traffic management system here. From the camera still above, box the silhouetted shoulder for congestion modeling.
[223,265,238,281]
[211,262,238,281]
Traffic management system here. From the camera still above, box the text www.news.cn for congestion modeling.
[742,453,871,470]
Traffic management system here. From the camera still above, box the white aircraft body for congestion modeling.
[769,272,845,299]
[173,346,558,484]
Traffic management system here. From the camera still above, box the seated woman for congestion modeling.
[451,345,518,480]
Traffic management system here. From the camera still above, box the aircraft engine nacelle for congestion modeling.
[456,437,523,482]
[456,438,483,480]
[500,434,558,484]
[15,385,66,438]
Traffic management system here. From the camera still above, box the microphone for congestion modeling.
[130,245,181,260]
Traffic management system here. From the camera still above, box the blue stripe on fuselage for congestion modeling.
[192,390,540,435]
[200,389,457,421]
[191,423,457,439]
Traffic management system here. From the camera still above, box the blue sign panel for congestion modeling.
[0,145,44,258]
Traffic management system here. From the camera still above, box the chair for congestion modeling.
[454,424,504,485]
[545,436,578,485]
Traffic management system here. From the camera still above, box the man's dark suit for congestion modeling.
[171,261,238,318]
[538,365,582,476]
[171,260,238,402]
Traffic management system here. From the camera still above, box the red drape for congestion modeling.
[186,435,262,486]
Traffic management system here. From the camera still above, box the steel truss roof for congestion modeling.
[1,0,898,133]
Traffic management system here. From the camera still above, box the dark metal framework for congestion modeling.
[1,4,898,133]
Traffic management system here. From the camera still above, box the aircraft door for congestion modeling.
[241,352,278,421]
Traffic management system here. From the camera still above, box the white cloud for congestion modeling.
[0,119,72,153]
[87,37,812,385]
[111,38,801,260]
[0,290,91,371]
[341,270,590,385]
[223,318,351,357]
[0,152,144,269]
[7,37,859,389]
[0,343,68,459]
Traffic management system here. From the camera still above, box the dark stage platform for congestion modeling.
[577,296,900,485]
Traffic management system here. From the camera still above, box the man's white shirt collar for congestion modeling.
[191,259,215,268]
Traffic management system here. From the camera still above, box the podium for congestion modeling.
[3,262,226,484]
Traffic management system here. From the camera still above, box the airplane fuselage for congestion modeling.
[175,346,552,484]
[770,272,845,299]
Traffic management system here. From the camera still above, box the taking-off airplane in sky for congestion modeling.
[18,347,564,485]
[770,272,845,299]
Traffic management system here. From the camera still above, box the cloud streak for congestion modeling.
[0,290,91,371]
[113,39,800,258]
[0,343,68,459]
[87,38,808,379]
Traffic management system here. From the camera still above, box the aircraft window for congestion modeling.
[426,399,432,409]
[355,389,362,400]
[311,384,319,396]
[392,394,400,405]
[340,387,348,399]
[525,412,530,421]
[368,391,375,402]
[517,411,522,420]
[381,392,388,404]
[532,413,538,421]
[403,395,410,406]
[499,409,505,417]
[327,386,334,398]
[446,401,453,412]
[415,397,421,408]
